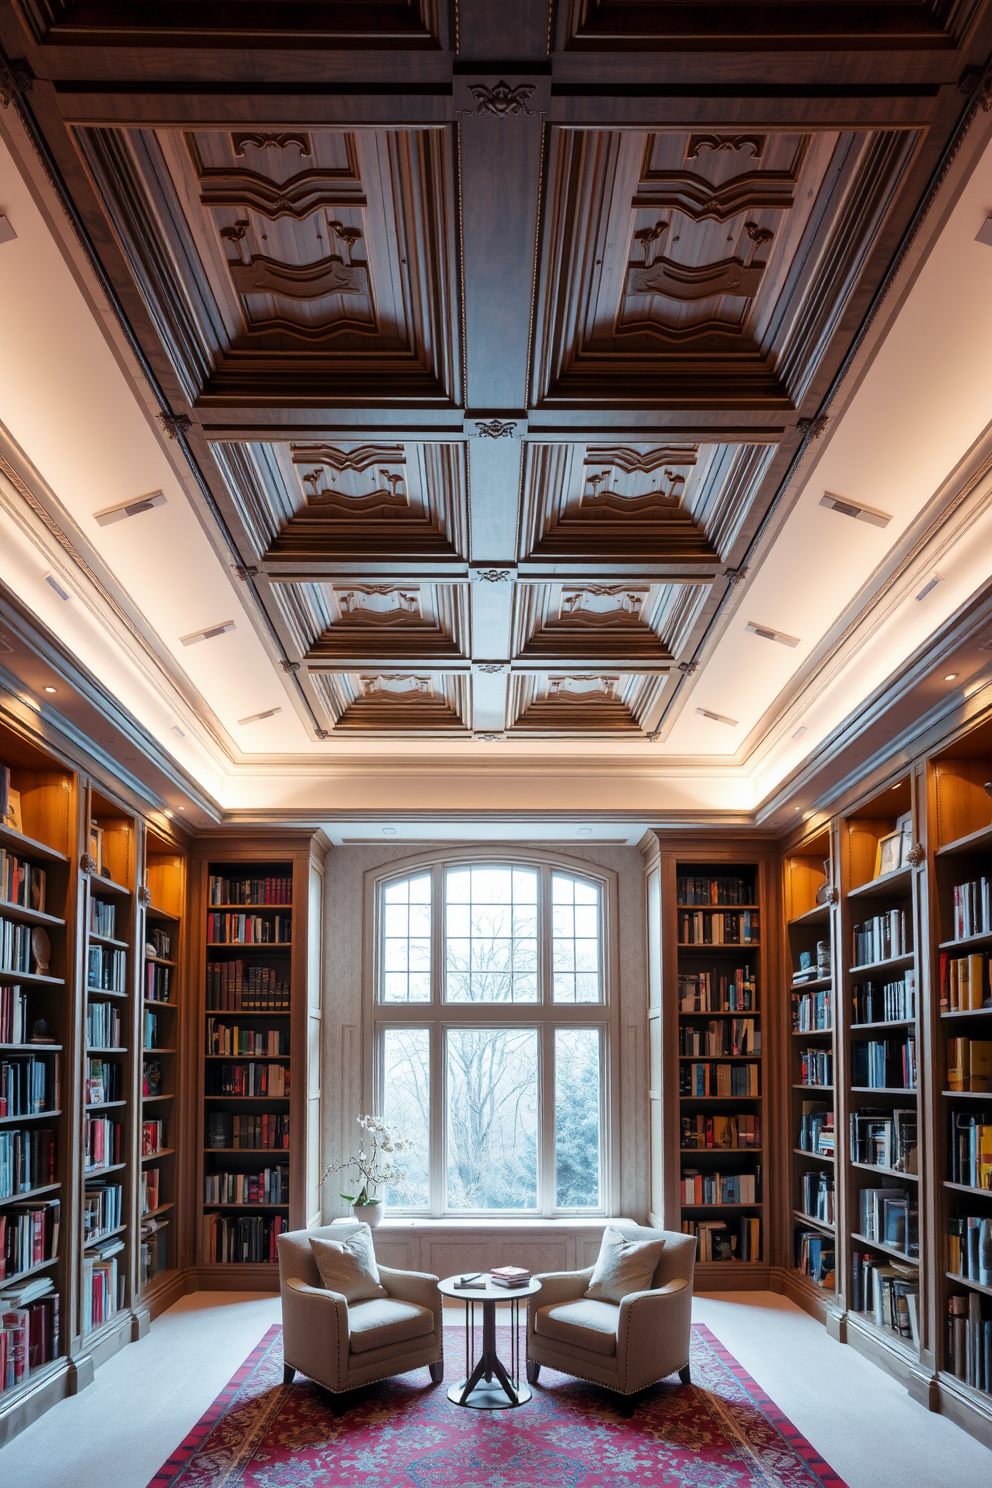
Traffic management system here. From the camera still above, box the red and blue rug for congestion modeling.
[148,1324,847,1488]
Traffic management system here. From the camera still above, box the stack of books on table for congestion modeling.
[489,1266,531,1289]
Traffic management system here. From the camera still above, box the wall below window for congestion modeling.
[321,843,650,1224]
[330,1217,612,1277]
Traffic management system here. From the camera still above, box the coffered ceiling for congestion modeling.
[2,2,992,822]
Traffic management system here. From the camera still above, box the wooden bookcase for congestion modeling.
[190,834,325,1288]
[928,722,992,1442]
[0,717,77,1441]
[783,826,840,1319]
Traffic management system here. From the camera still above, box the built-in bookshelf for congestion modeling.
[192,836,324,1286]
[675,860,765,1270]
[79,790,136,1360]
[139,829,185,1304]
[839,777,924,1375]
[930,725,992,1437]
[783,827,838,1311]
[0,721,75,1437]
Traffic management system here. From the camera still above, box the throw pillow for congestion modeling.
[585,1225,666,1304]
[310,1224,387,1303]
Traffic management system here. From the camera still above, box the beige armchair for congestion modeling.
[526,1223,695,1398]
[277,1222,443,1406]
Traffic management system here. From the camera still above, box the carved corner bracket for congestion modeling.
[137,884,151,906]
[80,853,98,875]
[158,411,193,441]
[0,58,33,110]
[906,843,925,869]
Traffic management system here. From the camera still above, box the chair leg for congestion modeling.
[678,1363,691,1385]
[283,1365,296,1385]
[614,1390,640,1417]
[328,1390,351,1415]
[526,1361,540,1385]
[429,1361,444,1383]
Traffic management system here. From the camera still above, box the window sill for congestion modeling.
[331,1216,616,1230]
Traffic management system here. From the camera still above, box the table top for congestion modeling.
[437,1273,543,1301]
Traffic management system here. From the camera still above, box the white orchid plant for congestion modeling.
[329,1114,412,1207]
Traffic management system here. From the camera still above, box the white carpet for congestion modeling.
[0,1289,987,1487]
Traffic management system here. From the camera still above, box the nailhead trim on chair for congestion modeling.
[285,1343,444,1395]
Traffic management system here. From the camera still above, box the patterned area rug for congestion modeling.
[148,1323,847,1488]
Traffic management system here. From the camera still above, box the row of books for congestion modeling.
[0,1055,57,1116]
[84,1116,121,1171]
[677,969,757,1013]
[852,911,908,968]
[849,1108,917,1172]
[941,953,990,1012]
[141,1167,161,1215]
[140,1217,168,1288]
[85,1058,121,1105]
[0,917,35,976]
[143,1119,166,1157]
[0,1199,59,1280]
[207,1113,290,1150]
[798,1103,834,1156]
[800,1170,834,1223]
[678,911,759,946]
[206,1062,289,1098]
[202,1212,286,1263]
[0,1128,55,1198]
[852,1036,917,1090]
[680,1062,759,1098]
[207,913,291,945]
[203,1167,288,1205]
[81,1241,123,1334]
[852,972,916,1024]
[947,1038,992,1092]
[677,875,754,906]
[948,1293,991,1396]
[0,850,46,914]
[858,1186,918,1257]
[792,942,830,985]
[0,985,33,1046]
[147,926,172,959]
[680,1114,760,1150]
[145,963,171,1002]
[0,1289,60,1392]
[795,1229,835,1289]
[86,999,122,1049]
[948,1111,992,1189]
[792,989,831,1033]
[799,1048,833,1087]
[852,1251,919,1344]
[206,962,291,1013]
[208,875,292,906]
[681,1216,760,1262]
[678,1018,759,1056]
[87,945,125,994]
[948,1216,992,1284]
[681,1169,759,1205]
[89,899,116,938]
[82,1181,122,1242]
[144,1010,161,1050]
[950,878,992,941]
[206,1020,289,1057]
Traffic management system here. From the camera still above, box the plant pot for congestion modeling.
[353,1202,384,1229]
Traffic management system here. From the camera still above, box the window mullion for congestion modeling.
[430,863,444,1217]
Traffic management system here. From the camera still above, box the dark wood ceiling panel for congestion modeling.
[72,124,460,406]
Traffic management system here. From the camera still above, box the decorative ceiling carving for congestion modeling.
[73,126,460,406]
[508,673,662,734]
[274,582,467,666]
[533,127,920,408]
[513,581,707,668]
[311,671,469,731]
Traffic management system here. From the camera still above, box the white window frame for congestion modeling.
[363,847,620,1219]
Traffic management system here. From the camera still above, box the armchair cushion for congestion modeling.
[585,1224,666,1304]
[534,1298,620,1356]
[347,1297,435,1354]
[310,1224,386,1304]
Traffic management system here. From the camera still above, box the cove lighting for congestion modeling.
[238,707,282,725]
[746,621,799,648]
[94,491,166,527]
[696,706,738,727]
[180,620,235,646]
[819,491,891,528]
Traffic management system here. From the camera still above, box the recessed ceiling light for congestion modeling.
[177,806,185,811]
[746,621,800,648]
[944,673,958,681]
[696,707,738,727]
[163,809,174,819]
[43,685,57,693]
[819,492,891,528]
[382,827,396,836]
[578,827,592,836]
[794,806,802,812]
[94,491,166,527]
[180,620,235,646]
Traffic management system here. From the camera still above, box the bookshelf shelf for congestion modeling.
[0,1109,62,1125]
[793,1210,835,1233]
[788,904,830,928]
[850,1232,919,1265]
[847,867,913,901]
[850,1086,918,1095]
[2,1256,60,1288]
[0,901,65,928]
[939,931,992,951]
[851,1162,919,1181]
[0,971,64,987]
[941,1007,992,1019]
[141,1148,174,1161]
[794,1148,834,1161]
[0,1042,63,1052]
[89,932,127,949]
[793,1083,833,1091]
[0,822,69,865]
[850,1018,915,1031]
[944,1179,992,1197]
[946,1272,992,1299]
[849,953,916,974]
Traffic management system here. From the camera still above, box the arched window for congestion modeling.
[371,857,613,1217]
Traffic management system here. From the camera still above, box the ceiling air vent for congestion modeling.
[819,492,891,528]
[44,573,70,601]
[915,574,942,602]
[94,491,166,527]
[180,621,235,646]
[238,707,282,725]
[696,707,737,727]
[745,621,799,648]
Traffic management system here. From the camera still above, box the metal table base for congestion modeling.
[448,1292,530,1409]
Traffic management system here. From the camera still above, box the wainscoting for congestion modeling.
[334,1218,614,1278]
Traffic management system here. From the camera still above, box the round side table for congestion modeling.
[437,1274,542,1409]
